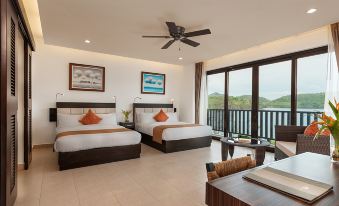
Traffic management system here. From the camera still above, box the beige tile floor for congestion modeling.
[15,140,274,206]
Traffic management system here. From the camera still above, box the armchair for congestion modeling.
[275,125,330,160]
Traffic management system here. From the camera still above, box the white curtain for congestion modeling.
[324,26,339,116]
[199,69,208,124]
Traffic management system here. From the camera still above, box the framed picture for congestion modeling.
[69,63,105,92]
[141,72,166,95]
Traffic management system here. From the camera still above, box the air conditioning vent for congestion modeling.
[10,18,16,96]
[10,115,16,192]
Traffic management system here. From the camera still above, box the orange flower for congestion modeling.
[327,116,336,127]
[314,113,336,128]
[313,121,325,125]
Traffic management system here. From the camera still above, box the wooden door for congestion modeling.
[6,1,18,205]
[0,0,19,205]
[24,44,32,169]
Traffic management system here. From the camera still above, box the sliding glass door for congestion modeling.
[228,68,252,138]
[258,61,291,143]
[206,46,328,144]
[207,73,225,136]
[297,53,328,126]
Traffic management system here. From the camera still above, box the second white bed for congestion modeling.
[136,121,212,141]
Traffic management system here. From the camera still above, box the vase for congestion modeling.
[330,134,339,163]
[124,117,129,123]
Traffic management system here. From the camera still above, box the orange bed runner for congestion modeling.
[152,124,200,144]
[56,128,131,140]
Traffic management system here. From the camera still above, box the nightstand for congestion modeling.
[119,122,135,130]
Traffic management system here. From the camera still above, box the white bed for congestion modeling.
[55,124,141,152]
[135,112,212,141]
[54,112,141,153]
[136,121,212,141]
[54,103,142,170]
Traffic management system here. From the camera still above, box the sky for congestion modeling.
[207,53,328,100]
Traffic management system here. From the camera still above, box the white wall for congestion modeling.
[179,64,195,123]
[32,39,195,145]
[205,27,329,71]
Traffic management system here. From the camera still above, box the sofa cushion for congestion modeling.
[276,141,296,157]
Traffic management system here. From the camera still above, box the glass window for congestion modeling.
[207,73,225,136]
[228,68,252,138]
[297,53,328,126]
[259,61,292,142]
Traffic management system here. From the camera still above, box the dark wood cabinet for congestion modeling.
[0,0,34,205]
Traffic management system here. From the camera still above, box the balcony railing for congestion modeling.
[207,109,322,142]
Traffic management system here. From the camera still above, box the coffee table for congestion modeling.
[221,137,270,166]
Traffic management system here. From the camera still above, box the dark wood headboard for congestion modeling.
[49,102,116,122]
[132,103,174,122]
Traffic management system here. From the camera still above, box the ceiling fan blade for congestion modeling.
[184,29,211,37]
[180,38,200,47]
[161,39,176,49]
[142,35,171,38]
[166,22,177,34]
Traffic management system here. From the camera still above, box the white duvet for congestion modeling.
[54,124,141,152]
[136,121,212,141]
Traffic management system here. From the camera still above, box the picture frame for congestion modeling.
[141,72,166,95]
[69,63,105,92]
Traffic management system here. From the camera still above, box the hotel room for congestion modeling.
[0,0,339,206]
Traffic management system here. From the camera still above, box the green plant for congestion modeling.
[314,99,339,161]
[121,110,132,122]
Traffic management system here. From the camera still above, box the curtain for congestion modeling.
[331,23,339,70]
[195,62,203,124]
[325,24,339,116]
[200,67,208,124]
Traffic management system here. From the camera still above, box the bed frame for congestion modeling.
[52,102,141,170]
[133,103,212,153]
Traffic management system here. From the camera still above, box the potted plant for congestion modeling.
[314,100,339,162]
[121,110,132,123]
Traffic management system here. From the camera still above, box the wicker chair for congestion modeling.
[296,134,330,155]
[275,125,330,160]
[205,156,256,182]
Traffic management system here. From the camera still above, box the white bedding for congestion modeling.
[135,121,212,141]
[54,124,141,152]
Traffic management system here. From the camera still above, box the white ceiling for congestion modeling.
[37,0,339,65]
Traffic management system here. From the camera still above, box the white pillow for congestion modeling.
[98,113,117,125]
[166,112,179,122]
[57,113,83,128]
[138,112,156,124]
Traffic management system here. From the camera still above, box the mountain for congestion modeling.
[208,92,325,109]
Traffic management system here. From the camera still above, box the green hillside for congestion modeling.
[208,92,325,109]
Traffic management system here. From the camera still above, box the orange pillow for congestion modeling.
[153,109,168,122]
[304,121,331,136]
[79,109,102,125]
[304,123,319,136]
[320,129,331,136]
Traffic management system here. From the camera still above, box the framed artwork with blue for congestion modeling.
[141,72,166,95]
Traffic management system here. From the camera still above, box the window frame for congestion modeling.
[206,46,328,142]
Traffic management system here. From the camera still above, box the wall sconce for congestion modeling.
[56,93,64,101]
[134,97,142,103]
[113,96,117,103]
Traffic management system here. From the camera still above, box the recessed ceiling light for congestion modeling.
[84,40,91,43]
[306,8,317,14]
[178,57,183,60]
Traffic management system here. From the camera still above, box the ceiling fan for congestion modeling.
[142,22,211,49]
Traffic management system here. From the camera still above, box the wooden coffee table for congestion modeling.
[221,137,270,166]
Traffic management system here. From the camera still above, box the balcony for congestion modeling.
[207,109,321,143]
